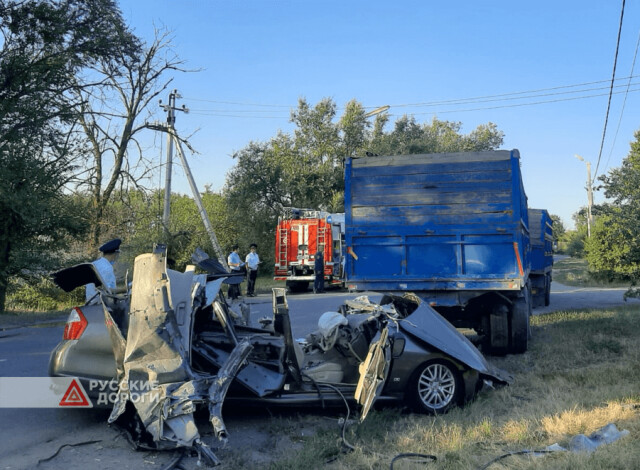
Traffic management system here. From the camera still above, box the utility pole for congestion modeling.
[150,90,229,270]
[171,130,228,269]
[160,90,188,234]
[574,154,594,237]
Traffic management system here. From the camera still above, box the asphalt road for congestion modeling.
[1,281,638,469]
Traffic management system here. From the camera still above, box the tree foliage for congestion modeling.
[550,214,566,244]
[98,189,234,273]
[74,27,187,250]
[585,129,640,294]
[0,0,137,312]
[368,116,504,156]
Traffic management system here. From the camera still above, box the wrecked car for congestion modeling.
[50,246,511,463]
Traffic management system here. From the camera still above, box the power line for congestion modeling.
[389,76,640,108]
[182,97,292,108]
[404,87,640,115]
[182,75,639,111]
[594,0,626,181]
[187,86,640,119]
[603,26,640,175]
[184,77,640,120]
[187,80,640,115]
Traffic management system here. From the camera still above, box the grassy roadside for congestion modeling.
[254,274,284,294]
[553,257,631,288]
[0,310,68,329]
[244,305,640,470]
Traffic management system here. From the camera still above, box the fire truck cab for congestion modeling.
[274,208,345,292]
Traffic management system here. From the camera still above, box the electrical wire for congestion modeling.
[389,78,640,108]
[182,76,639,110]
[317,382,356,454]
[390,452,437,469]
[476,449,560,470]
[183,75,640,120]
[301,371,326,409]
[409,87,640,115]
[36,440,102,466]
[594,0,626,181]
[603,26,640,176]
[186,88,640,120]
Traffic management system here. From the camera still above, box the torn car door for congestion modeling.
[354,326,390,421]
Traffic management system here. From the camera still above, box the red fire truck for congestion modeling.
[274,208,345,292]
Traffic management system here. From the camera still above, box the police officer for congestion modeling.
[314,245,325,294]
[245,243,260,297]
[227,244,244,300]
[85,238,121,303]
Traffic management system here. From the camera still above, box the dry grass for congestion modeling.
[264,306,640,470]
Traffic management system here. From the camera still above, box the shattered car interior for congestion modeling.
[50,245,511,466]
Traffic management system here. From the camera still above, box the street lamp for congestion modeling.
[574,154,594,237]
[344,106,391,165]
[364,105,390,118]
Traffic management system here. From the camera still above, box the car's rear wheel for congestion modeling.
[409,359,463,414]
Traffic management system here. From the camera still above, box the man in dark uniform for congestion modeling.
[313,245,325,294]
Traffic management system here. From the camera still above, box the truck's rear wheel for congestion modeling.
[487,303,509,355]
[544,274,551,306]
[286,281,309,293]
[509,294,529,354]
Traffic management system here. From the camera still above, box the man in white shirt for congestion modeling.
[85,238,121,303]
[227,245,244,300]
[245,243,260,297]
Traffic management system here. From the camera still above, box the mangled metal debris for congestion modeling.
[103,245,252,466]
[51,245,512,467]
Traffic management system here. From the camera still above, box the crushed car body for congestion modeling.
[50,246,512,466]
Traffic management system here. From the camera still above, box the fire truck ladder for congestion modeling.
[316,222,326,256]
[277,223,288,269]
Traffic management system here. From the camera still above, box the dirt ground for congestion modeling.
[12,408,335,470]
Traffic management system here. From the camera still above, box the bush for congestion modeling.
[565,231,586,257]
[6,277,84,312]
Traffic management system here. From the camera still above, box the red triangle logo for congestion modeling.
[59,379,91,407]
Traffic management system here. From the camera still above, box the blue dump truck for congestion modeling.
[344,149,532,354]
[528,208,553,308]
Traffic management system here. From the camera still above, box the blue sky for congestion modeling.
[118,0,640,230]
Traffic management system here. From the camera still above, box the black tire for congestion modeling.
[286,281,309,293]
[544,275,551,306]
[487,303,509,355]
[509,295,529,354]
[408,359,463,414]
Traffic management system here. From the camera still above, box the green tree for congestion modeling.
[0,0,137,312]
[585,128,640,294]
[93,188,234,273]
[75,28,187,250]
[550,214,566,245]
[367,116,504,155]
